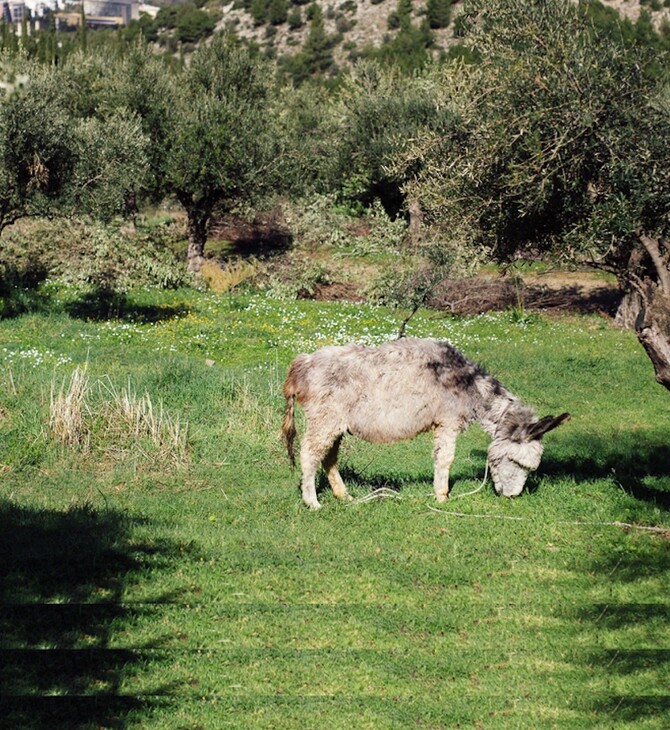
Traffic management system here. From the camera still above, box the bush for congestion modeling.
[0,219,187,294]
[175,6,216,43]
[288,7,303,29]
[264,256,331,299]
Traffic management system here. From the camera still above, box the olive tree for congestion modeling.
[406,0,670,390]
[164,37,278,273]
[0,55,148,236]
[331,61,457,243]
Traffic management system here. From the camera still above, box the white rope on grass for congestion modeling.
[350,487,402,504]
[351,463,490,505]
[451,461,489,500]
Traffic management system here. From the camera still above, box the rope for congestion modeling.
[350,487,402,504]
[451,461,489,500]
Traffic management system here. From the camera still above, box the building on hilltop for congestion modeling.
[2,0,27,23]
[83,0,138,25]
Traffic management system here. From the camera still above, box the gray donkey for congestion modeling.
[282,338,569,509]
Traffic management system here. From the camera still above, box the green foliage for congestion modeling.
[103,45,178,206]
[153,0,216,40]
[426,0,452,29]
[268,0,289,25]
[302,3,337,75]
[264,257,331,299]
[0,218,187,297]
[361,16,433,74]
[166,36,280,268]
[287,6,303,30]
[579,1,670,77]
[408,0,670,272]
[396,0,413,31]
[279,3,339,84]
[272,84,335,197]
[251,0,268,25]
[120,13,160,43]
[329,61,456,217]
[174,5,216,43]
[0,59,76,230]
[0,55,148,232]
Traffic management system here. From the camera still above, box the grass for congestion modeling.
[0,287,668,729]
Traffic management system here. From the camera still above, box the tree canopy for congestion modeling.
[405,0,670,387]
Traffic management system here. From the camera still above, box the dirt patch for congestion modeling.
[310,282,366,302]
[429,276,620,317]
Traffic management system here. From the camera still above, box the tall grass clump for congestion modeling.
[48,365,91,450]
[200,259,256,294]
[98,379,189,466]
[46,369,189,467]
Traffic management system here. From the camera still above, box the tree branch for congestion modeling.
[639,232,670,295]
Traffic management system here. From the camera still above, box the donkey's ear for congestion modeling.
[527,412,570,440]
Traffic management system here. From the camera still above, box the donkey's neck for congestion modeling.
[471,376,518,438]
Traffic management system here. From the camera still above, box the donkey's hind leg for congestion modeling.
[300,428,340,510]
[322,435,351,501]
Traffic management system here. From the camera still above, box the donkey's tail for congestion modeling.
[281,361,301,468]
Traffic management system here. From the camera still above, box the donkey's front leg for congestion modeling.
[433,425,458,502]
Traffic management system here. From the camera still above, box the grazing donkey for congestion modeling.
[282,338,569,509]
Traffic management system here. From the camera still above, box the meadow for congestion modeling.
[0,286,668,729]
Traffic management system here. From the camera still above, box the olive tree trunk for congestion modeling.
[631,235,670,391]
[185,208,211,274]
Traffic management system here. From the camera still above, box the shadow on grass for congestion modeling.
[333,465,430,494]
[320,430,670,509]
[0,500,184,729]
[574,534,670,723]
[66,289,189,323]
[0,264,51,319]
[540,430,670,509]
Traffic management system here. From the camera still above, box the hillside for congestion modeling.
[205,0,670,72]
[215,0,453,68]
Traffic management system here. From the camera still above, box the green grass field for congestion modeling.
[1,287,668,729]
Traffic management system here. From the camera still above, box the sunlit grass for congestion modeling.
[0,288,668,729]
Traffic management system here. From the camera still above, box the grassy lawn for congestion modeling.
[0,287,668,729]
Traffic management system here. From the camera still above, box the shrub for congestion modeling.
[0,219,187,293]
[288,7,303,29]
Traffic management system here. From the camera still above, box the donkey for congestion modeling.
[282,338,569,509]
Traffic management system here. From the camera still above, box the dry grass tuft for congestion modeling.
[47,368,188,466]
[49,365,91,449]
[99,379,189,466]
[201,259,256,294]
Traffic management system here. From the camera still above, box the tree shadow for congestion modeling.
[540,430,670,508]
[0,263,52,319]
[65,289,190,323]
[0,500,187,729]
[317,431,670,508]
[208,212,292,259]
[429,278,620,317]
[572,534,670,723]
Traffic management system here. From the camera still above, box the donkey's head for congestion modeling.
[488,410,570,497]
